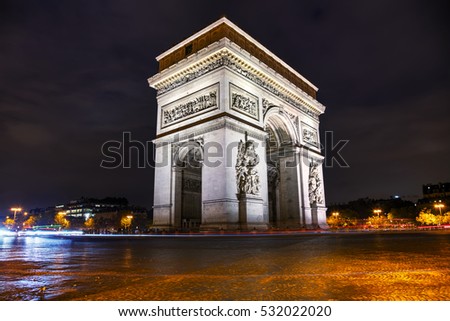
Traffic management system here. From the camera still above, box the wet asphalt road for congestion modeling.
[1,231,449,300]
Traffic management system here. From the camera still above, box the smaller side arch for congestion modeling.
[171,139,203,231]
[263,106,299,147]
[173,140,204,168]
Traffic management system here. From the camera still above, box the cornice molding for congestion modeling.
[149,46,325,119]
[155,18,317,93]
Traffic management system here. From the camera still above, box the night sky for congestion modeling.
[1,0,449,216]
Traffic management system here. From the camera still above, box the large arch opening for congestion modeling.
[264,108,299,228]
[174,141,203,231]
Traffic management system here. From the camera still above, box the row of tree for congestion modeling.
[416,209,450,226]
[326,209,450,228]
[3,211,152,234]
[328,197,418,219]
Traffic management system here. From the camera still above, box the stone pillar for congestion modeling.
[312,206,328,229]
[152,142,173,230]
[238,193,266,230]
[300,150,328,229]
[299,148,314,229]
[314,157,328,229]
[201,125,240,230]
[171,166,183,229]
[278,148,303,229]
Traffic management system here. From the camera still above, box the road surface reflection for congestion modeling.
[1,231,449,300]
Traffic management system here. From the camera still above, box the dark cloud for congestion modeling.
[0,0,449,215]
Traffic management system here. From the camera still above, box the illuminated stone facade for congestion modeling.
[148,18,328,230]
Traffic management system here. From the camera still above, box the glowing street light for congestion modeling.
[434,203,445,215]
[125,215,133,234]
[332,212,340,218]
[373,209,382,216]
[10,207,22,221]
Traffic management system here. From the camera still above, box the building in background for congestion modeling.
[56,197,129,220]
[422,183,450,200]
[25,197,151,233]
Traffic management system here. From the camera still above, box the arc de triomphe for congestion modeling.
[148,18,328,231]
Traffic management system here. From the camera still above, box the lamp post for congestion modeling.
[10,207,22,221]
[373,209,382,216]
[434,203,444,215]
[330,212,340,227]
[126,215,133,234]
[332,211,339,222]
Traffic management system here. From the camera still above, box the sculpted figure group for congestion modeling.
[236,135,260,195]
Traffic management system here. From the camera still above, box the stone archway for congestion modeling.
[173,141,203,231]
[264,107,302,228]
[149,18,328,231]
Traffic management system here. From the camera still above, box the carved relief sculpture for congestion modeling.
[230,84,259,120]
[236,133,261,195]
[231,93,258,118]
[308,162,324,205]
[302,123,318,147]
[163,91,217,126]
[262,98,270,116]
[286,111,299,129]
[172,138,204,167]
[157,55,321,120]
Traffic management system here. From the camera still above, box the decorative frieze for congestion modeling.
[222,56,320,120]
[161,84,219,128]
[156,55,320,120]
[157,58,224,95]
[301,122,318,147]
[229,84,259,120]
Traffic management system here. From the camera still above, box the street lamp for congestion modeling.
[373,209,382,216]
[10,207,22,221]
[126,215,133,234]
[434,203,445,215]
